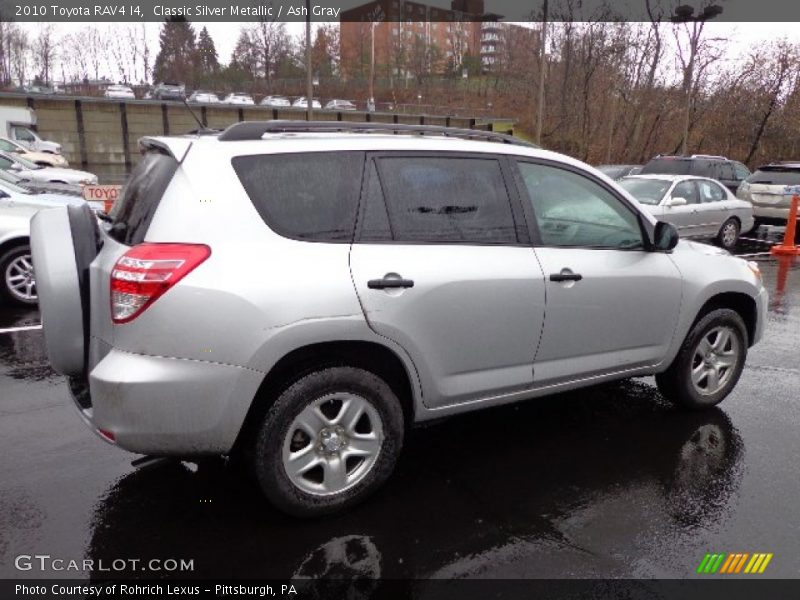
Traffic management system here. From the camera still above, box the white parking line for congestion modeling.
[735,251,775,258]
[0,324,43,334]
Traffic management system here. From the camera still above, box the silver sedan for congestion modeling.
[618,174,754,250]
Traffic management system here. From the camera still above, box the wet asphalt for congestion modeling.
[0,232,798,583]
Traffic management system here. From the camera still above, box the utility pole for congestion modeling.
[305,0,313,120]
[368,22,376,112]
[535,0,548,146]
[671,4,723,155]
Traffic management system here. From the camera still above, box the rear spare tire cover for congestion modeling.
[30,205,98,377]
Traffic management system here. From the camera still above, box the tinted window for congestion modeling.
[718,162,734,180]
[747,167,800,185]
[233,152,364,242]
[518,162,643,249]
[12,126,34,142]
[698,180,726,202]
[375,156,518,244]
[672,181,699,204]
[109,151,179,245]
[640,158,692,175]
[691,160,719,178]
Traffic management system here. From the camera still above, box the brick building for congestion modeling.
[340,0,528,79]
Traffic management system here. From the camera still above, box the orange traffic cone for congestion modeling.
[770,194,800,256]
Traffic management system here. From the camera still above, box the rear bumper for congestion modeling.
[752,206,794,222]
[74,348,263,456]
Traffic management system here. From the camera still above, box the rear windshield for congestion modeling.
[109,151,178,245]
[597,165,626,179]
[746,167,800,185]
[232,151,364,242]
[640,159,692,176]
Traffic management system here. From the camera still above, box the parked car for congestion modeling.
[223,93,255,106]
[0,136,68,167]
[640,155,750,194]
[0,106,62,154]
[152,83,186,101]
[0,150,97,186]
[188,91,220,104]
[617,174,754,250]
[31,122,767,517]
[292,97,322,109]
[104,85,136,100]
[0,179,102,305]
[737,162,800,239]
[0,168,82,197]
[596,164,642,180]
[260,95,291,108]
[325,99,357,111]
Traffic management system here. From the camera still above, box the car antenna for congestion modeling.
[181,98,217,135]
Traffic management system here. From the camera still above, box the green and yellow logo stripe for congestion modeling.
[697,552,773,574]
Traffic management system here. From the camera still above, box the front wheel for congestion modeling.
[253,367,404,517]
[656,309,748,410]
[0,245,37,305]
[716,218,740,250]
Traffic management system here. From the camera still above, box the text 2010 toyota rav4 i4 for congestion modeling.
[32,122,768,517]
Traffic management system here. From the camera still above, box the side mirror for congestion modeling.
[653,221,680,251]
[667,196,687,207]
[9,163,21,171]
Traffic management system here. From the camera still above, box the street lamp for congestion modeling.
[672,4,723,155]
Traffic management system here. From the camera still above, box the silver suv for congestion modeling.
[32,122,768,517]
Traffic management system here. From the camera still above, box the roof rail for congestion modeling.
[690,154,728,160]
[216,120,539,149]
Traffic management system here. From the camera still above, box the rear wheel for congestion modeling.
[252,367,404,517]
[716,218,740,250]
[0,245,37,305]
[656,309,747,410]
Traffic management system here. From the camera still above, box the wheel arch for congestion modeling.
[0,235,30,258]
[692,291,757,347]
[232,340,418,456]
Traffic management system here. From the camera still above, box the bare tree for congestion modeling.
[32,24,57,84]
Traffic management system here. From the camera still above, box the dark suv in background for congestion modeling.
[641,155,750,194]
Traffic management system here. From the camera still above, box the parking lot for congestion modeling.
[0,232,798,583]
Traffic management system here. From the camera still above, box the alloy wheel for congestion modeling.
[690,326,740,396]
[5,253,37,303]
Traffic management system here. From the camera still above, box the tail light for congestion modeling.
[111,243,210,324]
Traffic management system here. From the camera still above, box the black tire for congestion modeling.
[253,366,404,517]
[716,218,740,250]
[0,245,37,306]
[745,218,761,236]
[656,309,748,410]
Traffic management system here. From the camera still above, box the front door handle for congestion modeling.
[549,271,583,282]
[368,278,415,289]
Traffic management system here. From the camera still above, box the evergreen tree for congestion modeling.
[152,17,197,86]
[196,26,219,77]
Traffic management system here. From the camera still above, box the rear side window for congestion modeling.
[691,160,718,178]
[747,168,800,185]
[641,159,692,176]
[372,156,518,244]
[233,152,364,242]
[109,151,178,245]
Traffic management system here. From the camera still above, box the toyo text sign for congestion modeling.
[83,185,122,213]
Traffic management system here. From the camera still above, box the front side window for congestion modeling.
[233,152,364,242]
[12,126,34,142]
[698,180,726,202]
[0,139,17,152]
[518,162,643,249]
[671,181,699,204]
[374,156,518,244]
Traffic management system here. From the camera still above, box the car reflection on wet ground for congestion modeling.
[0,233,798,583]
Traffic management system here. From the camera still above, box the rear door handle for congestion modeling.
[549,271,583,282]
[368,278,415,289]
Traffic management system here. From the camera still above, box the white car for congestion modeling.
[324,99,357,111]
[618,174,754,250]
[8,124,61,154]
[0,150,97,186]
[104,85,136,100]
[223,93,255,106]
[188,91,220,104]
[0,136,68,167]
[292,97,322,109]
[0,178,102,305]
[260,95,291,107]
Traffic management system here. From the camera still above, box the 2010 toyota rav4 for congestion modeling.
[31,122,768,517]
